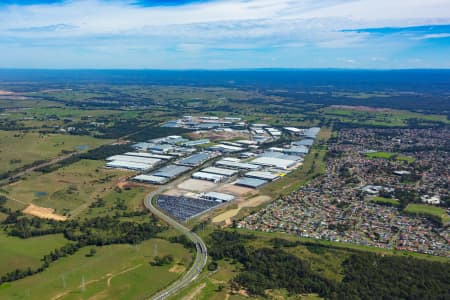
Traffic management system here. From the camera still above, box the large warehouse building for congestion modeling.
[235,177,268,188]
[200,192,235,202]
[201,166,238,177]
[192,172,225,183]
[106,155,161,166]
[215,159,260,170]
[106,161,153,171]
[152,165,191,179]
[251,156,296,169]
[245,171,279,181]
[133,174,169,184]
[125,152,173,160]
[177,152,210,166]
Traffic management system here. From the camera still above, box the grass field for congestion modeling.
[0,131,111,173]
[365,151,415,163]
[2,159,133,215]
[404,204,450,224]
[0,232,69,275]
[0,238,193,300]
[83,186,155,219]
[371,196,400,207]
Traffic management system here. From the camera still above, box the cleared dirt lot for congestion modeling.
[23,204,68,221]
[187,130,250,141]
[212,195,271,224]
[216,184,257,198]
[162,189,186,197]
[177,179,217,192]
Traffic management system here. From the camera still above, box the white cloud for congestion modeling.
[1,0,449,39]
[414,33,450,39]
[0,0,449,68]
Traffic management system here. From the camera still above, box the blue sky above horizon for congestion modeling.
[0,0,449,69]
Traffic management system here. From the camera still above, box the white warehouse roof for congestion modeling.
[106,161,152,171]
[201,192,235,202]
[125,152,172,160]
[192,172,225,183]
[251,156,296,169]
[216,160,260,170]
[201,167,238,177]
[106,155,161,165]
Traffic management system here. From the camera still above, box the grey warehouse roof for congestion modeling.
[216,160,260,170]
[259,151,301,161]
[235,177,268,188]
[304,127,320,138]
[133,174,168,184]
[178,152,210,166]
[152,165,190,178]
[245,171,279,181]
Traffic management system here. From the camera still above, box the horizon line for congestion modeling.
[1,67,450,72]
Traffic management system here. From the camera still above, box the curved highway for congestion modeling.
[144,192,208,300]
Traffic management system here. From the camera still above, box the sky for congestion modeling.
[0,0,449,69]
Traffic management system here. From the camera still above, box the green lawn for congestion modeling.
[0,238,193,300]
[371,196,400,207]
[365,151,415,163]
[0,232,69,274]
[0,131,111,174]
[404,204,450,224]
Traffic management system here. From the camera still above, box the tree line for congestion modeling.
[207,230,450,299]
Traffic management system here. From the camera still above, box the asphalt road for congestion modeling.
[144,190,208,300]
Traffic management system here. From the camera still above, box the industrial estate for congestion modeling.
[105,115,320,222]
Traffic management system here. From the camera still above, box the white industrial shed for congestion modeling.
[215,160,260,170]
[201,192,235,202]
[133,174,168,184]
[201,167,238,177]
[106,161,152,171]
[125,152,172,160]
[192,172,225,183]
[250,157,296,169]
[106,155,161,166]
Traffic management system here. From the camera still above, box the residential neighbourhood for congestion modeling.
[239,128,450,257]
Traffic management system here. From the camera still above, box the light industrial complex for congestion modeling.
[104,117,320,221]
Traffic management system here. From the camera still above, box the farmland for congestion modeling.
[2,159,132,215]
[0,131,110,174]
